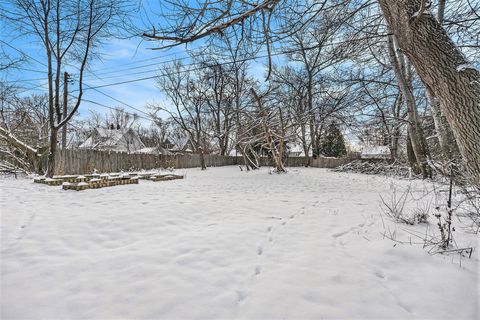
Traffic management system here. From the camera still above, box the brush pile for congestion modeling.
[334,160,414,178]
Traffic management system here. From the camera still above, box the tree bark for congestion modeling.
[199,147,206,170]
[46,126,58,177]
[406,132,416,170]
[387,34,430,177]
[378,0,480,187]
[389,93,402,161]
[62,72,68,149]
[426,88,458,159]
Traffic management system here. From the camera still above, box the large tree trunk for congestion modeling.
[406,132,416,170]
[424,2,458,161]
[426,88,458,159]
[378,0,480,187]
[300,124,310,167]
[46,127,58,177]
[199,148,206,170]
[389,93,402,161]
[387,34,430,178]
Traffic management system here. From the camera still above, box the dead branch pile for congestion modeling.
[334,160,414,178]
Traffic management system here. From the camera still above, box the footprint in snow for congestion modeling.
[331,230,349,238]
[254,266,261,275]
[236,290,247,302]
[257,246,263,255]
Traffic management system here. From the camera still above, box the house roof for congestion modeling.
[136,146,172,155]
[79,128,145,150]
[96,128,129,139]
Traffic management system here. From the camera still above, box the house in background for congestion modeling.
[136,146,172,156]
[79,128,146,153]
[357,126,391,160]
[360,145,390,160]
[287,143,312,157]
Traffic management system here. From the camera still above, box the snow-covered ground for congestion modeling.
[1,167,478,319]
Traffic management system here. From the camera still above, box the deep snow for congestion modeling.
[1,167,478,319]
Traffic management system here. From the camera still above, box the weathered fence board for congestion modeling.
[51,149,355,175]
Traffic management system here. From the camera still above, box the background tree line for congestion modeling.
[0,0,479,188]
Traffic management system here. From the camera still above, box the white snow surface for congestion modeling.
[1,167,478,320]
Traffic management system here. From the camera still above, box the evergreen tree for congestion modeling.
[320,122,347,157]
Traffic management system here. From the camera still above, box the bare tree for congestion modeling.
[4,0,131,176]
[194,57,235,156]
[377,0,480,188]
[386,34,430,178]
[0,92,49,172]
[154,61,209,170]
[141,0,480,186]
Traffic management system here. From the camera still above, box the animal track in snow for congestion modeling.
[331,230,350,238]
[236,290,247,302]
[254,266,261,275]
[257,246,263,255]
[11,210,37,247]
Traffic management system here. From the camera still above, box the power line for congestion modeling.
[14,82,48,95]
[6,32,384,88]
[68,94,154,122]
[72,34,385,91]
[0,39,48,68]
[81,49,260,81]
[84,83,152,117]
[82,33,379,80]
[70,49,298,91]
[86,48,187,73]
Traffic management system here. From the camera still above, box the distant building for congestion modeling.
[360,145,390,160]
[288,143,310,157]
[79,128,146,153]
[136,146,172,156]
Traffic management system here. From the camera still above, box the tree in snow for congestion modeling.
[320,121,347,158]
[377,0,480,188]
[3,0,133,176]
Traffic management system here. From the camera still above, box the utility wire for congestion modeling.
[71,33,385,91]
[68,93,154,122]
[0,38,48,68]
[6,33,385,87]
[84,83,153,118]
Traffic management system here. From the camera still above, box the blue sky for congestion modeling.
[2,34,271,126]
[0,0,271,126]
[1,32,189,125]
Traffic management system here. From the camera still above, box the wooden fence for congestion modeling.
[52,149,355,175]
